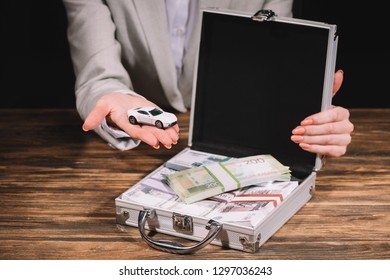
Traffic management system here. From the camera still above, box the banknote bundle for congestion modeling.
[164,154,291,204]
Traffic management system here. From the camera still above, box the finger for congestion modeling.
[82,103,110,131]
[300,106,350,126]
[291,133,352,146]
[171,123,180,134]
[333,69,344,96]
[142,126,177,149]
[113,113,160,148]
[296,120,354,137]
[165,126,180,144]
[298,143,347,157]
[130,126,161,149]
[116,117,161,149]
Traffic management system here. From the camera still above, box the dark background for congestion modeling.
[1,0,389,108]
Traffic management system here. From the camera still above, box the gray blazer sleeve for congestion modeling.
[63,0,137,118]
[63,0,143,150]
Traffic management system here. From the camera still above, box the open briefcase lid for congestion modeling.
[188,9,338,180]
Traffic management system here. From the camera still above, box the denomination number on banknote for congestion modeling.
[245,157,265,165]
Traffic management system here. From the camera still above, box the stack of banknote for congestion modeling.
[164,154,291,204]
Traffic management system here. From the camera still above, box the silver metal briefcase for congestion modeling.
[115,9,338,254]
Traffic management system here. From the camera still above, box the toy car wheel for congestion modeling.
[155,120,164,129]
[129,116,137,125]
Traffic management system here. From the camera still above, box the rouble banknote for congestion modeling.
[164,154,291,204]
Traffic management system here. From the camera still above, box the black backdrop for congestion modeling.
[294,0,389,108]
[1,1,75,108]
[1,0,389,108]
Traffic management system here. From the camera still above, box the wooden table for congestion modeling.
[0,108,389,260]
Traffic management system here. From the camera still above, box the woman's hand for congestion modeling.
[291,70,354,157]
[82,93,179,149]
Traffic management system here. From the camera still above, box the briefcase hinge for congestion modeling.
[173,213,193,234]
[251,9,277,22]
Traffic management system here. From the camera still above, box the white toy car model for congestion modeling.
[127,106,177,129]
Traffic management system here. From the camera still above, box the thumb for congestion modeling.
[82,104,110,131]
[332,69,344,97]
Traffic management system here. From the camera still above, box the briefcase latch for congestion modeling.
[173,213,193,234]
[251,9,276,22]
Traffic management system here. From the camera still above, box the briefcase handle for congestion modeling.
[138,209,223,254]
